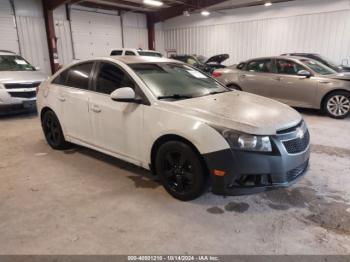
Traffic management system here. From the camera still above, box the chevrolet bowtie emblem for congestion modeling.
[296,127,305,139]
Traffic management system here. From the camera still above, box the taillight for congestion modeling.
[212,72,222,78]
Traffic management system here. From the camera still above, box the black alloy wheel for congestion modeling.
[155,141,207,201]
[42,110,70,149]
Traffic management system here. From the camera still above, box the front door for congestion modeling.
[271,59,317,107]
[88,62,144,162]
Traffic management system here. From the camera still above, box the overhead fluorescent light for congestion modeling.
[143,0,163,7]
[201,10,210,16]
[264,2,272,6]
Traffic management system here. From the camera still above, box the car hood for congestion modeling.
[0,71,48,83]
[326,72,350,81]
[167,92,302,135]
[205,54,229,65]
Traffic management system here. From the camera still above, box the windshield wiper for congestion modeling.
[158,94,193,100]
[206,90,231,96]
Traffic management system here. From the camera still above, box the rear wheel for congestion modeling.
[227,84,242,91]
[41,110,70,149]
[324,91,350,119]
[155,141,207,201]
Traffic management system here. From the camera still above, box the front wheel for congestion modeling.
[324,91,350,119]
[41,110,71,149]
[155,141,208,201]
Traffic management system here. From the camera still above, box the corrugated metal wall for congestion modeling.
[162,3,350,65]
[122,12,148,50]
[0,0,19,53]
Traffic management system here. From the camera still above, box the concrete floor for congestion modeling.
[0,110,349,255]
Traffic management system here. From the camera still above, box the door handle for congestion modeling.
[91,105,101,113]
[273,77,282,81]
[240,74,246,78]
[319,81,331,84]
[58,96,66,102]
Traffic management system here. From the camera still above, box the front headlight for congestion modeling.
[214,127,272,152]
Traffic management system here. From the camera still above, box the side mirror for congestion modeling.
[110,87,141,103]
[297,70,311,78]
[35,66,41,71]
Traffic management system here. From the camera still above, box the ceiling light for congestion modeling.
[264,2,272,6]
[201,10,210,16]
[143,0,163,7]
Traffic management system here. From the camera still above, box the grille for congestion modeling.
[4,82,41,89]
[282,130,310,154]
[9,91,36,99]
[287,160,309,181]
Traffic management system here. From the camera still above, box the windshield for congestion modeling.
[130,63,228,100]
[0,55,35,71]
[137,51,162,58]
[301,59,336,75]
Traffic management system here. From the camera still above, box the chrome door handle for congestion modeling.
[91,105,101,113]
[58,96,66,102]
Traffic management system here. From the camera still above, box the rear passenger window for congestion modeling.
[52,69,69,85]
[246,59,272,73]
[125,51,136,56]
[95,62,135,95]
[237,63,246,70]
[65,62,94,90]
[111,50,123,56]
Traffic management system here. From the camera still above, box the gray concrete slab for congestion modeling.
[0,111,349,254]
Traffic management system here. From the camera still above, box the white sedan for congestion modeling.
[37,56,310,200]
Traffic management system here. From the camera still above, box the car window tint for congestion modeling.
[95,62,135,95]
[52,69,69,85]
[276,59,306,75]
[125,51,136,56]
[246,59,272,73]
[65,62,93,89]
[111,50,123,56]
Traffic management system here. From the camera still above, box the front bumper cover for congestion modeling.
[203,124,311,195]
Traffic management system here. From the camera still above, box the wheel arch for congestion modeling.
[150,134,209,176]
[40,106,54,120]
[320,89,350,109]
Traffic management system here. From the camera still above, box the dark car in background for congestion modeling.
[171,54,229,74]
[281,53,350,73]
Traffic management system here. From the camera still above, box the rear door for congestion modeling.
[60,62,95,143]
[238,59,275,97]
[271,59,317,107]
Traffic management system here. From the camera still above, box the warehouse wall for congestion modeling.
[0,0,19,53]
[160,0,350,66]
[14,0,51,74]
[54,6,149,63]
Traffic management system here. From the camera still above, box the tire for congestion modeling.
[227,84,242,91]
[155,141,208,201]
[323,91,350,119]
[41,110,70,150]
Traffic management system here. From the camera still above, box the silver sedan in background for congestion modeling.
[213,56,350,119]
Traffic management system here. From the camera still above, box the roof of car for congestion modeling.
[109,56,181,64]
[0,50,16,56]
[110,48,162,53]
[244,56,314,62]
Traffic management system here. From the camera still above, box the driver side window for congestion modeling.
[276,59,306,75]
[95,62,135,95]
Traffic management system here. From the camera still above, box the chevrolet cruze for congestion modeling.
[37,56,310,201]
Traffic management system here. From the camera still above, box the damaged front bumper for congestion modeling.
[203,125,311,196]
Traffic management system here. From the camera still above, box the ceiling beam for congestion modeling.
[44,0,78,10]
[148,0,229,23]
